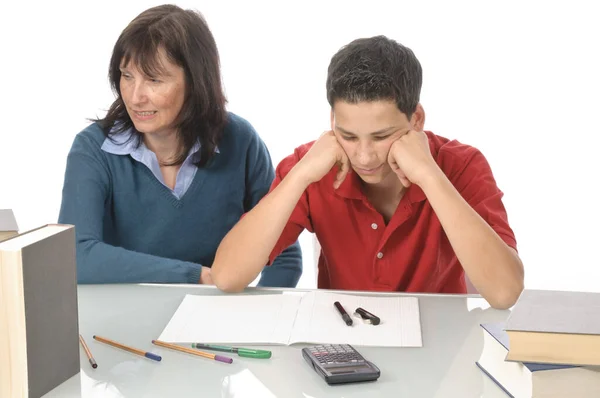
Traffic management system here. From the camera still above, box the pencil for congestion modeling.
[93,335,161,362]
[79,334,98,368]
[152,340,233,364]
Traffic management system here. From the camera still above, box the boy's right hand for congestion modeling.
[293,131,350,189]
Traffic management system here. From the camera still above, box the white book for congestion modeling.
[158,291,422,347]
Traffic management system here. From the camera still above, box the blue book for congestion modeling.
[476,323,600,398]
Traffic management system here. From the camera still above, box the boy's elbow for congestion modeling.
[215,282,246,294]
[211,263,246,293]
[213,272,246,293]
[487,281,524,310]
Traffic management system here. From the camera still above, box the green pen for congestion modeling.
[192,343,272,359]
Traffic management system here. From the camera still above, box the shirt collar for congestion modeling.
[331,168,426,204]
[331,131,436,204]
[101,127,209,160]
[330,168,363,200]
[100,128,139,155]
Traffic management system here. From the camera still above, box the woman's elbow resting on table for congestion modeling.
[75,241,103,284]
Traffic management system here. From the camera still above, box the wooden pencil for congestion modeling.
[79,334,98,368]
[152,339,233,364]
[93,335,161,362]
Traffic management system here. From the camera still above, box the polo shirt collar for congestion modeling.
[331,132,437,204]
[331,167,427,204]
[332,168,363,200]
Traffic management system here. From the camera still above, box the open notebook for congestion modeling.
[158,291,422,347]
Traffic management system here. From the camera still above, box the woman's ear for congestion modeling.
[410,103,426,131]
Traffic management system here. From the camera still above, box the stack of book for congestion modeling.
[476,289,600,397]
[0,224,80,397]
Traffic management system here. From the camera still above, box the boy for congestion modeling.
[212,36,524,309]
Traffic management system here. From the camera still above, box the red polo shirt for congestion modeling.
[267,131,517,293]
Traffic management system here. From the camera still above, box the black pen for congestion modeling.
[355,307,381,325]
[334,301,353,326]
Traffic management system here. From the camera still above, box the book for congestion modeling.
[158,291,422,347]
[0,209,18,241]
[0,224,80,398]
[504,289,600,366]
[476,323,600,398]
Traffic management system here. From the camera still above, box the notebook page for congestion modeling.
[157,293,302,345]
[289,292,422,347]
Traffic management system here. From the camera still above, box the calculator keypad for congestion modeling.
[308,344,365,364]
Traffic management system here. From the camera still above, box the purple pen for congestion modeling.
[214,354,234,364]
[152,340,234,363]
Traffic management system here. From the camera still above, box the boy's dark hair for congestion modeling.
[326,35,422,119]
[98,4,227,167]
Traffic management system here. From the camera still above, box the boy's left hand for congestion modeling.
[387,130,439,188]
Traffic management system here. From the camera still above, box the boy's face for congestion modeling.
[331,100,423,186]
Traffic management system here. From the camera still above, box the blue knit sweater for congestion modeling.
[58,113,302,285]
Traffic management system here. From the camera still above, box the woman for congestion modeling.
[58,4,302,285]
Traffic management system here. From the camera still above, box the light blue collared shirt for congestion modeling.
[101,128,204,199]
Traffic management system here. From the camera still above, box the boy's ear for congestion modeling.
[330,109,335,130]
[411,103,426,131]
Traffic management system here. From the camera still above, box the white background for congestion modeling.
[1,0,598,292]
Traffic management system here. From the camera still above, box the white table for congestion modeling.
[45,285,510,397]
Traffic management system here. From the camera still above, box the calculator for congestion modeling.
[301,344,381,385]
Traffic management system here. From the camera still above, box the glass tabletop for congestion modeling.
[44,284,510,398]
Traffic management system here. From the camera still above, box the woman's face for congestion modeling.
[119,48,186,137]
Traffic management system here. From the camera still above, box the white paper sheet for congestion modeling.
[158,291,422,347]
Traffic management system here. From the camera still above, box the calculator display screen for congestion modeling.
[327,365,368,374]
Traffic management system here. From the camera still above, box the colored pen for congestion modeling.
[192,343,272,359]
[153,340,233,363]
[79,334,98,368]
[93,335,161,362]
[334,301,353,326]
[355,307,381,325]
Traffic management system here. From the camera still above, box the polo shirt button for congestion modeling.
[376,252,383,259]
[371,223,378,230]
